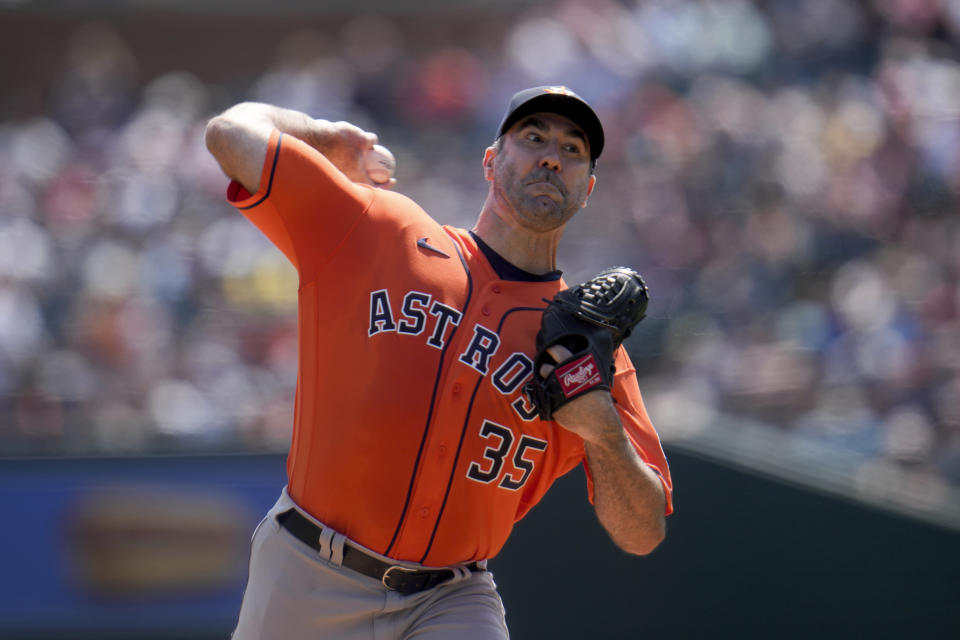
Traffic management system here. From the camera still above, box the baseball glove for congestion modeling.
[523,267,649,421]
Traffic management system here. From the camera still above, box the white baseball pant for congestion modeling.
[231,489,510,640]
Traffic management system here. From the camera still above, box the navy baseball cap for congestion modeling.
[496,86,605,161]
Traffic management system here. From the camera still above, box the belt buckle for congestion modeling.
[381,565,421,592]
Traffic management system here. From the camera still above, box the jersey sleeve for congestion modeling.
[225,129,376,279]
[582,347,674,516]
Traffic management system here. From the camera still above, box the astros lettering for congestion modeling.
[369,287,538,422]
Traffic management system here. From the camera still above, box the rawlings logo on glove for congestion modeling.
[557,355,601,395]
[523,267,649,421]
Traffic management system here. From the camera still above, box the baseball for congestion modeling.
[364,144,396,184]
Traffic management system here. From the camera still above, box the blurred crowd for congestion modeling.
[1,0,959,489]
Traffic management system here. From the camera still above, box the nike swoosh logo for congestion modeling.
[417,237,450,258]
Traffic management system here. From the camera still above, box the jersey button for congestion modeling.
[481,305,491,316]
[438,443,448,456]
[452,382,462,394]
[419,507,430,519]
[492,285,501,294]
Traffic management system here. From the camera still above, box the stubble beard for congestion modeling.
[497,165,586,233]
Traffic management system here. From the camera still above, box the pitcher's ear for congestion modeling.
[483,147,496,181]
[581,174,597,208]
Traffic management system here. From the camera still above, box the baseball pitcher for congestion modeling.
[205,85,673,639]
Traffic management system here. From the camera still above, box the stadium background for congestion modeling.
[1,0,958,637]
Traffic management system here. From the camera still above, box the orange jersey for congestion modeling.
[227,130,673,567]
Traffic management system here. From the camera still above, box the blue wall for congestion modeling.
[0,454,285,638]
[1,451,957,639]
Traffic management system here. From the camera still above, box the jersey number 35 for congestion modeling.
[466,420,548,491]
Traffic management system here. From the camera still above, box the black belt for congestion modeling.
[276,509,482,595]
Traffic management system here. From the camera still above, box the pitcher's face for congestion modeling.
[485,112,596,233]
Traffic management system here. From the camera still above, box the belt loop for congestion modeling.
[329,532,346,567]
[316,526,335,562]
[449,565,469,584]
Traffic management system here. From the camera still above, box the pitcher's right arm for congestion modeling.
[205,102,381,192]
